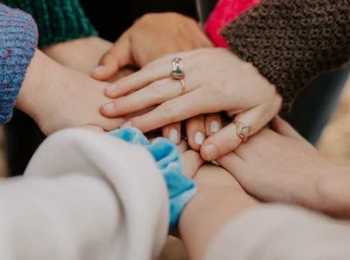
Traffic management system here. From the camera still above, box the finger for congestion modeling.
[177,140,188,153]
[182,150,204,179]
[101,79,183,117]
[201,97,281,161]
[162,122,182,144]
[186,116,206,151]
[81,125,105,133]
[128,89,209,132]
[272,116,306,141]
[200,123,241,161]
[105,52,192,98]
[233,95,282,139]
[92,35,132,80]
[99,117,126,132]
[217,153,245,178]
[205,114,223,136]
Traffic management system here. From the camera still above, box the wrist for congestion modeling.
[16,50,68,130]
[315,165,350,217]
[178,167,257,260]
[16,50,48,120]
[43,37,113,73]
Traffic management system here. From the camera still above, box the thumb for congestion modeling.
[91,34,132,80]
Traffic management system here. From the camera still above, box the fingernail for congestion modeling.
[121,121,132,128]
[202,144,219,161]
[194,132,205,145]
[210,121,221,134]
[105,85,118,95]
[169,129,179,144]
[93,65,105,74]
[103,102,116,114]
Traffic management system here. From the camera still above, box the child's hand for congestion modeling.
[91,13,213,80]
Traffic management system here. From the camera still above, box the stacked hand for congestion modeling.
[101,48,282,161]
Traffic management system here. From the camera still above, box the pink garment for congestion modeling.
[205,0,260,47]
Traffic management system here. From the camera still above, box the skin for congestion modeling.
[87,13,220,150]
[43,26,217,148]
[91,12,213,80]
[101,48,282,160]
[219,117,350,218]
[43,37,113,74]
[179,161,258,260]
[16,50,124,135]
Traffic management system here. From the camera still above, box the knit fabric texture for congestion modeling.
[205,0,260,47]
[223,0,350,111]
[0,4,38,124]
[109,128,196,232]
[4,0,97,48]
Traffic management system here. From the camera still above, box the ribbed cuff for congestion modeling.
[0,5,38,123]
[4,0,97,48]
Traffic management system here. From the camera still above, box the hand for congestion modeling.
[43,37,113,74]
[91,13,213,80]
[162,114,223,152]
[17,50,124,134]
[101,48,282,160]
[219,117,349,215]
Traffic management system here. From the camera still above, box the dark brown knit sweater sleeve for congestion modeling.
[222,0,350,110]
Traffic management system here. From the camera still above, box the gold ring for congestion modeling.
[171,57,185,80]
[235,121,251,143]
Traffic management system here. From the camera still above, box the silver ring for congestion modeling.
[171,57,185,80]
[235,121,251,143]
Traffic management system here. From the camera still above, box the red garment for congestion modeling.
[205,0,259,47]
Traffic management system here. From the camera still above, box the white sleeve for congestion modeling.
[0,129,169,260]
[205,204,350,260]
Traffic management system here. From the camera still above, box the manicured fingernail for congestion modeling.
[93,65,105,74]
[202,144,219,161]
[103,102,116,114]
[105,84,119,95]
[121,121,132,128]
[195,132,205,145]
[169,129,179,144]
[210,121,221,134]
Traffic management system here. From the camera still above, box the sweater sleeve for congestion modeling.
[4,0,97,48]
[0,4,38,124]
[222,0,350,111]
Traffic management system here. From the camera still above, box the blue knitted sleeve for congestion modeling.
[0,4,38,123]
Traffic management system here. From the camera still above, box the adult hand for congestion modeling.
[17,50,124,135]
[219,117,349,216]
[102,48,282,160]
[91,13,213,80]
[162,114,223,152]
[43,37,113,74]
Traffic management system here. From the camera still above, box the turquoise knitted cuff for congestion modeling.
[109,128,196,231]
[4,0,97,48]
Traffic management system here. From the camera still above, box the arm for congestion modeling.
[16,49,124,134]
[4,0,97,48]
[223,0,350,110]
[0,129,168,260]
[218,117,350,218]
[179,165,258,260]
[0,4,38,124]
